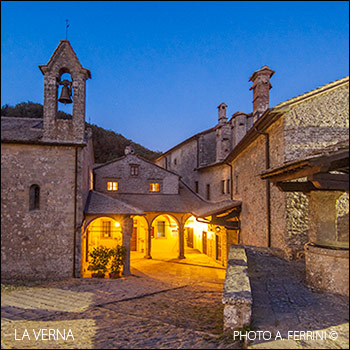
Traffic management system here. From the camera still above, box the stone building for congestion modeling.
[156,67,349,259]
[1,41,94,280]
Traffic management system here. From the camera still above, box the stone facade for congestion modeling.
[94,154,180,195]
[156,69,349,257]
[1,41,94,281]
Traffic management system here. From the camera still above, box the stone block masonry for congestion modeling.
[222,245,252,330]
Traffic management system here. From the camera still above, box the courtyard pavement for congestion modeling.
[1,248,349,349]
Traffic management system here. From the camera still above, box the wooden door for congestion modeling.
[130,226,137,251]
[202,231,207,254]
[187,228,194,248]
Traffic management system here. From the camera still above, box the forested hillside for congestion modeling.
[1,102,162,163]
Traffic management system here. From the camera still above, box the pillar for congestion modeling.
[144,226,152,259]
[178,224,185,259]
[121,216,133,276]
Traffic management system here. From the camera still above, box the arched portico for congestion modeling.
[81,214,134,277]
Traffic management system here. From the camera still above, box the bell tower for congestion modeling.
[39,40,91,143]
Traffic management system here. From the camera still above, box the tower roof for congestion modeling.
[38,40,91,79]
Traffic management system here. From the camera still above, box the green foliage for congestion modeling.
[88,246,112,274]
[1,102,162,163]
[110,245,127,274]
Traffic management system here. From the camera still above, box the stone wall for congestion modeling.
[197,164,231,202]
[95,154,179,195]
[1,143,78,281]
[283,83,349,162]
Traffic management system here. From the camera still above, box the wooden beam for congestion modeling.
[267,165,324,183]
[308,173,349,191]
[276,181,317,192]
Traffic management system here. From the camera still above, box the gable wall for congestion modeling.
[94,154,179,195]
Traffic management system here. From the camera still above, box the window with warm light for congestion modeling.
[107,181,118,191]
[101,220,111,238]
[149,183,160,192]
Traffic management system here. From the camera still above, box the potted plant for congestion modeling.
[88,246,111,278]
[109,245,127,278]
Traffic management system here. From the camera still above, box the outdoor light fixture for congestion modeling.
[215,226,221,232]
[115,222,120,227]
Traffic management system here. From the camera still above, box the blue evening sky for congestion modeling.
[1,1,349,152]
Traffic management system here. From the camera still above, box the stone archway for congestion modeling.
[150,214,180,260]
[81,216,123,277]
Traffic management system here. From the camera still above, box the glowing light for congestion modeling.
[114,222,120,228]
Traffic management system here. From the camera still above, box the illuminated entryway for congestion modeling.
[81,216,122,277]
[151,214,179,259]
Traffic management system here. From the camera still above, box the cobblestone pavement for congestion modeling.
[245,247,349,349]
[1,249,349,349]
[1,251,237,349]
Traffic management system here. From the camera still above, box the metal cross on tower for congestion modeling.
[65,19,70,40]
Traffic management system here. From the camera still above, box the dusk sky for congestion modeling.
[1,1,349,152]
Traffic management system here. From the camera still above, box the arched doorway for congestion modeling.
[184,216,211,254]
[81,216,122,277]
[150,214,179,259]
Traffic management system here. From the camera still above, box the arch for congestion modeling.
[29,184,40,211]
[150,214,180,259]
[130,215,149,255]
[81,216,123,277]
[184,215,211,253]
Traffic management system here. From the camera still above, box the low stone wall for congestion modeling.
[305,243,349,296]
[222,245,252,331]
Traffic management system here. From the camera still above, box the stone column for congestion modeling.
[121,216,133,276]
[307,191,345,247]
[178,224,185,259]
[144,226,152,259]
[305,190,349,296]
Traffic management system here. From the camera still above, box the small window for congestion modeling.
[206,184,211,200]
[235,174,239,194]
[157,221,166,238]
[101,220,111,238]
[29,184,40,211]
[221,180,225,194]
[226,179,230,194]
[107,181,118,191]
[130,164,139,176]
[174,158,177,165]
[150,183,160,192]
[195,181,199,193]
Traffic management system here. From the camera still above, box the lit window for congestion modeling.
[107,181,118,191]
[150,183,160,192]
[130,164,139,176]
[101,220,111,238]
[29,184,40,211]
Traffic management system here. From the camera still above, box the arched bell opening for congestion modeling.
[57,71,73,118]
[81,216,123,277]
[150,214,179,259]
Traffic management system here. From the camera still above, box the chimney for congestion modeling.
[231,112,248,147]
[249,65,275,122]
[124,145,135,155]
[217,102,228,125]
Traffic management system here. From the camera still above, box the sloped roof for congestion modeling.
[103,180,240,216]
[273,76,349,110]
[84,190,144,215]
[1,117,43,142]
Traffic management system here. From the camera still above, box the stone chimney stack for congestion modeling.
[217,103,228,125]
[249,65,275,123]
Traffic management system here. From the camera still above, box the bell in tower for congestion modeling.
[58,79,73,104]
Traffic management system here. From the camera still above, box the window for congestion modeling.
[174,158,177,165]
[157,221,166,238]
[226,179,230,194]
[107,181,118,191]
[29,184,40,211]
[195,181,199,193]
[221,180,225,194]
[130,164,139,176]
[101,220,111,238]
[206,184,211,200]
[235,174,239,194]
[150,183,160,192]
